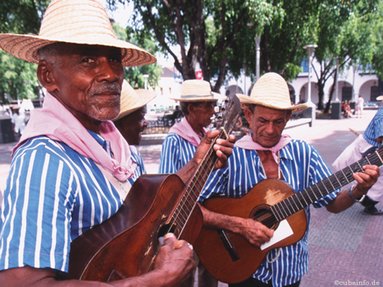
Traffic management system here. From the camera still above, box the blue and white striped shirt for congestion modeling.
[363,107,383,147]
[199,139,339,287]
[159,133,197,173]
[0,133,142,273]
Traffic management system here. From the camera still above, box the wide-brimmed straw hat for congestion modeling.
[171,79,226,102]
[376,95,383,101]
[236,72,308,111]
[0,0,156,67]
[115,80,156,120]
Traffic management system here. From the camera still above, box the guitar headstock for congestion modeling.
[215,95,241,138]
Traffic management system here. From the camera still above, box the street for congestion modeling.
[1,110,382,286]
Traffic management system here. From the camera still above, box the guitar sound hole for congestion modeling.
[252,206,277,229]
[157,223,176,239]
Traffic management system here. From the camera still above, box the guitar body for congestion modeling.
[194,179,307,284]
[68,174,203,281]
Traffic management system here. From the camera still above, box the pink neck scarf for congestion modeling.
[14,92,135,182]
[168,117,206,147]
[235,134,292,163]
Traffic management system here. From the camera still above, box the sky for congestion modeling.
[104,1,174,67]
[104,1,133,27]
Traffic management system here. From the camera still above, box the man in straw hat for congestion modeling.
[333,99,383,215]
[0,0,235,286]
[197,72,379,287]
[159,79,225,287]
[114,80,156,176]
[159,79,225,174]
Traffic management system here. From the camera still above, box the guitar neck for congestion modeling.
[170,97,241,238]
[271,146,383,221]
[171,128,232,238]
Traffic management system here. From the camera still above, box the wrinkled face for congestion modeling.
[38,43,124,131]
[244,105,291,148]
[115,106,148,146]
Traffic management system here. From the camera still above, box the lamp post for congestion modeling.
[334,58,340,102]
[255,35,261,82]
[304,44,317,125]
[303,44,317,105]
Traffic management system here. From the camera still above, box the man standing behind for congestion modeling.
[159,79,224,174]
[333,102,383,215]
[198,72,379,287]
[114,80,156,177]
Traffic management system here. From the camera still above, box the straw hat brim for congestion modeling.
[236,93,309,112]
[116,89,156,121]
[171,92,226,102]
[376,95,383,101]
[0,33,156,67]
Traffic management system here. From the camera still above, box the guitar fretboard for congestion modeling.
[168,98,240,238]
[271,146,383,221]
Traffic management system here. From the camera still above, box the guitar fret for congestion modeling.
[294,195,307,211]
[327,176,336,190]
[376,150,383,163]
[299,191,309,207]
[289,196,300,214]
[275,201,287,219]
[320,181,330,193]
[309,185,318,199]
[272,203,284,221]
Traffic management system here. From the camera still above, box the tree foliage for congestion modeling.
[311,0,379,111]
[0,0,49,104]
[107,0,381,103]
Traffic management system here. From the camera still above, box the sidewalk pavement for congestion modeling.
[0,110,382,286]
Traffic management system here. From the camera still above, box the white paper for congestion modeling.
[260,219,293,251]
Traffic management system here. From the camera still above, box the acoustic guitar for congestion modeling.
[194,146,383,283]
[68,96,240,282]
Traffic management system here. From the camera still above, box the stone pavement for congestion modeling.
[0,110,382,286]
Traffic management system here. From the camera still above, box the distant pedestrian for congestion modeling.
[355,95,364,118]
[333,105,383,215]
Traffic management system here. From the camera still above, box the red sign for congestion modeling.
[195,69,203,80]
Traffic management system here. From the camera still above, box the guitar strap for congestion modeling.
[96,163,132,201]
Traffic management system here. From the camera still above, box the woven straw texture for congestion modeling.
[0,0,156,67]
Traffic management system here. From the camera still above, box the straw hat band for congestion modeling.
[181,94,216,99]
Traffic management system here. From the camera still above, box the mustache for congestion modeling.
[89,82,122,95]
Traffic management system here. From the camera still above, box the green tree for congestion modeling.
[112,22,162,89]
[0,0,49,104]
[311,0,379,111]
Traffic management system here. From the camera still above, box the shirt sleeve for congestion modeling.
[159,134,182,174]
[0,140,78,272]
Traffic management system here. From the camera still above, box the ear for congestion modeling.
[242,105,253,123]
[37,60,58,93]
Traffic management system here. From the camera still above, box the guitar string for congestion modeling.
[166,129,223,237]
[273,148,383,220]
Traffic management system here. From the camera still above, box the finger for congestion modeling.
[161,233,176,245]
[173,240,185,250]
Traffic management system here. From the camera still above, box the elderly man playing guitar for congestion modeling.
[0,1,234,286]
[196,72,380,287]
